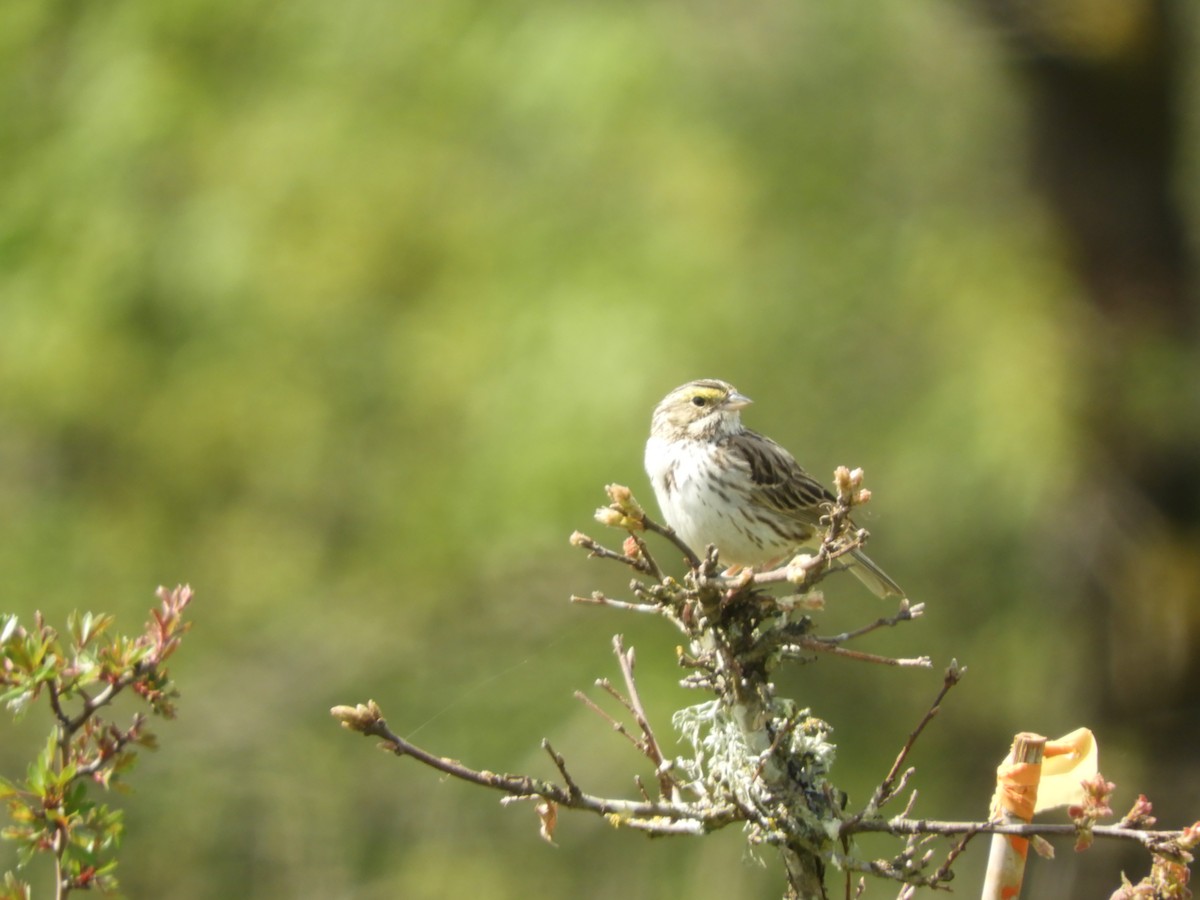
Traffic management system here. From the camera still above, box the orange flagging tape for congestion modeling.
[990,728,1097,820]
[993,759,1042,821]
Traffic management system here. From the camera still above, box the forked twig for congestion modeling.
[582,635,679,798]
[849,661,965,821]
[568,532,653,574]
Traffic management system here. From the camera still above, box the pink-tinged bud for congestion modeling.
[1080,772,1116,818]
[848,468,864,488]
[856,489,872,505]
[1119,794,1156,829]
[1181,822,1200,849]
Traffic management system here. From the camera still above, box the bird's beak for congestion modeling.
[723,391,752,411]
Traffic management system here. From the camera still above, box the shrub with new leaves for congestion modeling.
[0,585,194,899]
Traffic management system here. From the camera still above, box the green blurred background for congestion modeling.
[3,1,1198,897]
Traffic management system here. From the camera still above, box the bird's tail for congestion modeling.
[848,548,905,599]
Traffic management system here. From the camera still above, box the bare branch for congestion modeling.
[845,817,1194,852]
[574,688,642,752]
[570,593,661,614]
[568,532,652,574]
[344,710,742,834]
[853,660,965,819]
[542,739,581,800]
[611,635,678,798]
[639,515,703,570]
[627,532,665,582]
[782,639,932,668]
[810,600,925,646]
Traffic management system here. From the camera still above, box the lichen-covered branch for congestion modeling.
[334,471,1199,899]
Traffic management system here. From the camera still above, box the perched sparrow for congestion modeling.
[644,379,904,598]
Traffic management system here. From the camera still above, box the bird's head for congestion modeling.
[650,379,752,441]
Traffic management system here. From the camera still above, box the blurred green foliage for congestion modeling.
[1,0,1193,897]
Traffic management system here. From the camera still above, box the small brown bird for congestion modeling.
[644,379,904,598]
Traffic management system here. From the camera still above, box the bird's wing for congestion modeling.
[724,430,832,528]
[725,431,906,598]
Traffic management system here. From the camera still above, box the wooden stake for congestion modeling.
[981,732,1046,900]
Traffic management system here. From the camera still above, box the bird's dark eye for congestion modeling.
[692,396,707,407]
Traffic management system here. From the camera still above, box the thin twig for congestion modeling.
[784,639,932,668]
[612,635,678,798]
[930,827,984,887]
[811,601,925,646]
[726,554,855,588]
[639,514,703,570]
[569,533,653,574]
[46,681,72,730]
[845,817,1193,851]
[65,674,139,734]
[571,593,661,614]
[575,689,643,752]
[628,532,665,581]
[876,662,962,814]
[72,715,146,779]
[542,739,582,800]
[351,713,742,831]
